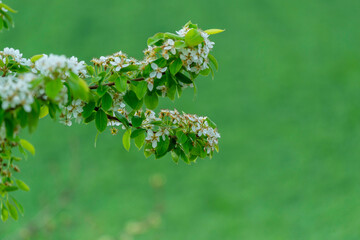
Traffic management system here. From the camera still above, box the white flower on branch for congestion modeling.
[145,130,160,148]
[0,73,36,112]
[150,63,167,79]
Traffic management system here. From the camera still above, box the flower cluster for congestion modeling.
[177,28,214,74]
[91,51,138,72]
[157,109,220,153]
[113,108,221,154]
[59,99,85,126]
[34,54,88,79]
[0,47,31,67]
[0,73,37,112]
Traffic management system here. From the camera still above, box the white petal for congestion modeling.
[150,71,156,78]
[151,63,158,70]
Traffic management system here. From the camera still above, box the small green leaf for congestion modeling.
[204,29,225,35]
[144,92,158,110]
[156,135,170,156]
[131,116,143,128]
[171,151,179,164]
[0,3,17,13]
[170,58,183,75]
[133,81,148,100]
[20,139,35,155]
[6,201,18,220]
[68,72,89,100]
[1,205,8,222]
[134,132,146,150]
[176,72,193,84]
[185,29,204,47]
[167,84,176,101]
[147,32,165,46]
[11,197,24,215]
[86,65,95,75]
[16,179,30,192]
[115,77,127,92]
[30,54,44,63]
[208,54,218,71]
[131,129,146,138]
[174,40,187,49]
[45,79,63,99]
[82,102,95,119]
[101,92,113,111]
[122,128,131,151]
[114,112,130,128]
[39,105,49,119]
[124,90,141,110]
[95,109,108,132]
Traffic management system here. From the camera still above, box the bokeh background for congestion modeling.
[1,0,360,239]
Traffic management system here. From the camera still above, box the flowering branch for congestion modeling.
[0,2,224,222]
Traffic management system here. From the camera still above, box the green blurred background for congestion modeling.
[1,0,360,239]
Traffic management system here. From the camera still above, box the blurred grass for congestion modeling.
[1,0,360,239]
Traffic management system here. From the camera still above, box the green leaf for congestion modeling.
[170,58,183,75]
[176,72,193,84]
[164,32,184,40]
[167,84,176,101]
[11,197,24,215]
[0,3,17,13]
[17,108,28,127]
[171,151,179,164]
[115,76,127,92]
[144,92,158,110]
[131,116,143,128]
[86,65,95,75]
[134,132,146,150]
[4,118,14,139]
[101,92,113,111]
[174,40,187,49]
[199,67,211,76]
[131,129,146,138]
[208,54,218,71]
[156,135,170,156]
[204,29,225,35]
[122,128,131,151]
[19,139,35,155]
[96,85,108,97]
[45,79,63,99]
[82,102,95,119]
[185,29,204,47]
[1,205,8,222]
[95,109,108,132]
[39,105,49,119]
[176,131,189,145]
[206,117,217,128]
[68,72,89,100]
[147,32,165,46]
[124,90,142,110]
[114,112,130,128]
[16,179,30,192]
[30,54,44,63]
[84,112,96,123]
[6,201,18,220]
[133,81,148,100]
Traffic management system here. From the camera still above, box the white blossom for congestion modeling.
[0,73,36,112]
[150,63,167,79]
[145,130,160,148]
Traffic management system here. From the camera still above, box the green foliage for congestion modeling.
[95,109,108,132]
[0,5,223,222]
